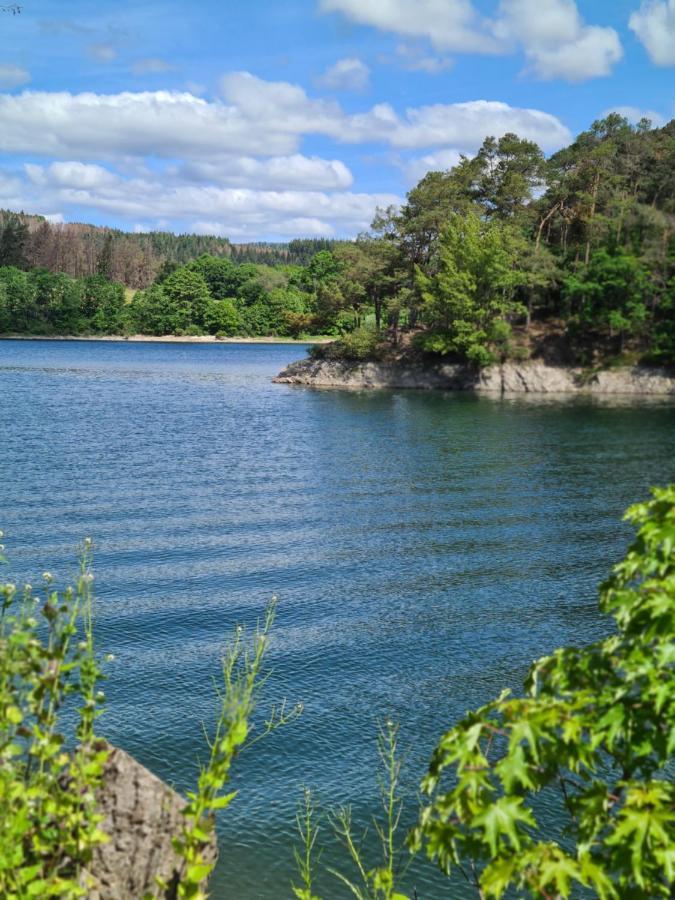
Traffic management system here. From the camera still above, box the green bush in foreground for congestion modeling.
[0,542,297,899]
[0,541,108,897]
[412,485,675,898]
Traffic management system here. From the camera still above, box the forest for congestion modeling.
[0,113,673,363]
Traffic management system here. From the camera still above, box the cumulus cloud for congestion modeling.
[402,148,463,184]
[320,0,501,53]
[629,0,675,66]
[0,89,299,158]
[25,161,119,189]
[347,99,570,150]
[0,63,30,89]
[132,58,179,75]
[16,162,399,240]
[320,0,622,81]
[0,80,569,165]
[495,0,623,81]
[318,57,370,91]
[177,154,354,191]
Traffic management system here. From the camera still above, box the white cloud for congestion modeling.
[13,163,400,240]
[495,0,623,81]
[178,154,354,191]
[321,0,622,81]
[0,89,299,158]
[25,161,119,189]
[87,42,117,63]
[132,58,178,75]
[44,212,65,224]
[604,105,666,126]
[0,64,30,89]
[349,99,570,150]
[320,0,501,53]
[629,0,675,66]
[0,80,569,165]
[318,57,370,91]
[219,71,345,138]
[402,148,463,184]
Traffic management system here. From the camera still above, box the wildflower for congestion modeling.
[42,571,53,582]
[105,653,115,662]
[78,641,88,651]
[26,617,38,628]
[95,691,105,702]
[24,583,32,593]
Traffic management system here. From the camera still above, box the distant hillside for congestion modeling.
[0,210,347,288]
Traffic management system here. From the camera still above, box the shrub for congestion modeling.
[320,327,387,361]
[0,543,299,899]
[0,542,109,897]
[411,485,675,898]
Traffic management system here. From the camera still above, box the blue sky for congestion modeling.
[0,0,673,240]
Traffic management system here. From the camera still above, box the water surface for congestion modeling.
[1,339,673,898]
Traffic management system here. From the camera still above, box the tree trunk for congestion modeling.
[585,173,600,266]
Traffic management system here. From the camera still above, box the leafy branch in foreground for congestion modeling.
[411,485,675,898]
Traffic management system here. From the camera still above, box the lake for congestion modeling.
[1,338,674,898]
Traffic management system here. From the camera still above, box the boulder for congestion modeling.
[85,745,217,899]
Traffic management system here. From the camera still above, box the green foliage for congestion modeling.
[411,485,675,898]
[293,720,411,900]
[0,266,125,335]
[292,788,322,900]
[1,537,300,899]
[0,215,28,268]
[203,298,240,336]
[0,540,110,898]
[319,326,387,361]
[416,212,525,365]
[564,249,650,350]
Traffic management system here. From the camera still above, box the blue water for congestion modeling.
[1,339,674,898]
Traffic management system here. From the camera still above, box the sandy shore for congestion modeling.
[1,334,330,344]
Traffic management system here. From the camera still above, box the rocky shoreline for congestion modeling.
[273,358,675,396]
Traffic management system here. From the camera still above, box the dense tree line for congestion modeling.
[1,116,673,357]
[0,212,346,290]
[0,253,355,337]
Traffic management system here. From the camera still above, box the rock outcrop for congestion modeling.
[273,358,675,396]
[85,745,217,899]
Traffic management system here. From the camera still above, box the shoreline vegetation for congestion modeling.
[0,333,331,344]
[1,114,673,372]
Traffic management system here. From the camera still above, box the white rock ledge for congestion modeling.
[273,358,675,396]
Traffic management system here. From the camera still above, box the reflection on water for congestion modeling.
[1,339,674,898]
